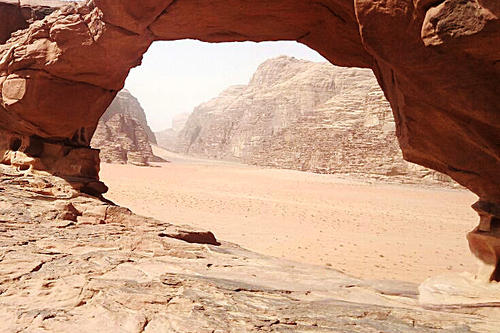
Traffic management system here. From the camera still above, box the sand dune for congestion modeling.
[99,146,479,283]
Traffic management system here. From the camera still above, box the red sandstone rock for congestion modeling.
[0,0,498,272]
[55,201,81,222]
[100,89,157,144]
[0,0,64,43]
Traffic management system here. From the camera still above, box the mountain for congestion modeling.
[155,112,190,151]
[171,56,453,185]
[100,89,156,144]
[91,90,160,166]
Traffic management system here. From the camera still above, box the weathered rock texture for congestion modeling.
[0,1,498,275]
[0,0,65,44]
[172,56,453,185]
[91,90,160,166]
[1,162,499,332]
[155,112,190,151]
[0,126,107,196]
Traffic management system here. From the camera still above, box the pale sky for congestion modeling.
[124,40,327,132]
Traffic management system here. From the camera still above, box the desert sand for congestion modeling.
[100,146,479,283]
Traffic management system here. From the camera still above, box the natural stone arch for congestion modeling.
[0,0,498,277]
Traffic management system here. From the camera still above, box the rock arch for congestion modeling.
[0,0,499,277]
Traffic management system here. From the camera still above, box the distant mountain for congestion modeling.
[91,90,161,166]
[168,56,454,186]
[155,113,190,151]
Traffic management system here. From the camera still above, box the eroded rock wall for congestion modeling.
[91,114,156,166]
[0,0,65,44]
[174,56,454,185]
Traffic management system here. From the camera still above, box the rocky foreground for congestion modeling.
[1,163,499,332]
[167,57,454,186]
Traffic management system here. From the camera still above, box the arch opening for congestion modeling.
[90,40,478,283]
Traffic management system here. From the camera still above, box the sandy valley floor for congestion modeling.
[100,146,479,283]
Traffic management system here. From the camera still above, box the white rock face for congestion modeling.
[168,56,454,185]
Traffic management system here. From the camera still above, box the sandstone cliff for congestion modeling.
[155,112,190,151]
[91,90,159,166]
[172,56,453,185]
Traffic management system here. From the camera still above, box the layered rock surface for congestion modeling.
[90,90,160,166]
[1,162,499,332]
[172,57,453,185]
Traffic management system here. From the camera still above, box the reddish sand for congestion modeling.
[100,146,479,283]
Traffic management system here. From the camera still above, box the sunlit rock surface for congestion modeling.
[0,0,65,43]
[99,89,156,144]
[419,273,500,309]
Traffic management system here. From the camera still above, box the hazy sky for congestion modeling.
[124,40,327,132]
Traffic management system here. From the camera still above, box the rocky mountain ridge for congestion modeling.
[166,56,454,186]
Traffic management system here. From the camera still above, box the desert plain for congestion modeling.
[100,146,479,283]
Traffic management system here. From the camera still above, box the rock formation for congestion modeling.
[91,89,160,166]
[172,56,454,185]
[155,112,190,151]
[99,89,156,144]
[0,0,498,280]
